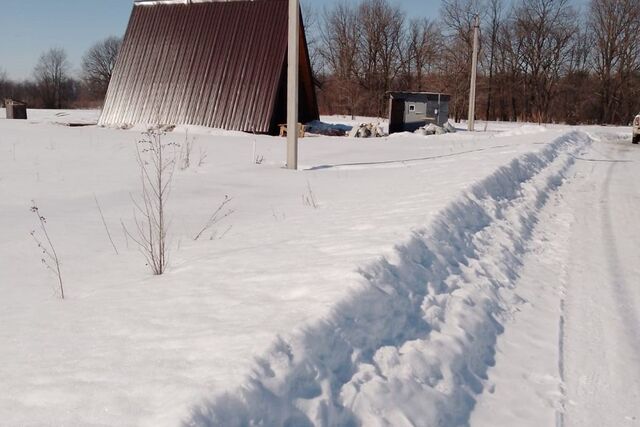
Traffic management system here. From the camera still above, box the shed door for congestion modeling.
[389,98,405,134]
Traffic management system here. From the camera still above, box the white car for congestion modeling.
[634,114,640,144]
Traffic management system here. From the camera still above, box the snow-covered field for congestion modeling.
[0,110,638,426]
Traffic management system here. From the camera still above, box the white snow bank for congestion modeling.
[0,108,101,125]
[186,131,591,426]
[494,124,548,138]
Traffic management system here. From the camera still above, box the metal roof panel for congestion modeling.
[99,0,317,133]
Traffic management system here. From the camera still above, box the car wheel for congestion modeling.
[634,135,640,144]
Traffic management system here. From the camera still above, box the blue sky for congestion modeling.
[1,1,132,79]
[2,0,587,80]
[0,0,439,80]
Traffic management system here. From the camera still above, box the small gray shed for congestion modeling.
[4,99,28,120]
[388,91,450,134]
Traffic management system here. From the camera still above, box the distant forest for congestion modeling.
[0,37,121,110]
[2,0,639,125]
[308,0,640,125]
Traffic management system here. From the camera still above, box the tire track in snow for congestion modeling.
[562,141,640,427]
[557,297,566,427]
[601,162,640,355]
[306,144,517,171]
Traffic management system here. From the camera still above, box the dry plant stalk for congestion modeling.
[302,181,318,209]
[94,194,119,255]
[198,148,208,167]
[194,196,235,241]
[125,130,177,275]
[120,219,130,249]
[30,201,64,299]
[180,130,194,170]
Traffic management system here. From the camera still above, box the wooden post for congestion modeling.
[287,0,300,170]
[468,15,480,132]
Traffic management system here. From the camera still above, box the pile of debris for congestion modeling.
[305,121,351,137]
[415,122,457,136]
[349,123,385,138]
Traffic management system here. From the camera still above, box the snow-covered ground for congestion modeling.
[471,130,640,427]
[0,110,637,426]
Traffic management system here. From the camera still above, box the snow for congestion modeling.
[471,131,640,426]
[187,130,591,426]
[1,110,638,426]
[0,108,101,125]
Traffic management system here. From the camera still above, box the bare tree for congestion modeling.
[356,0,407,117]
[33,48,71,109]
[404,18,442,91]
[513,0,578,123]
[439,0,485,121]
[82,36,122,100]
[0,69,8,103]
[492,14,525,121]
[589,0,640,124]
[319,2,362,117]
[557,22,594,124]
[483,0,504,121]
[301,2,322,75]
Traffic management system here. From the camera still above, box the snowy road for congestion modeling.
[562,137,640,426]
[472,132,640,427]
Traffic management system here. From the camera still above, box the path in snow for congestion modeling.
[471,132,640,426]
[188,131,591,426]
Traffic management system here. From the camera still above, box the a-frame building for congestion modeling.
[99,0,319,134]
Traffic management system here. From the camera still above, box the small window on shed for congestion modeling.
[409,104,416,113]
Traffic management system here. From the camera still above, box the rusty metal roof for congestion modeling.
[99,0,318,134]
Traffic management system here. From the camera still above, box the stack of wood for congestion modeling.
[279,123,307,138]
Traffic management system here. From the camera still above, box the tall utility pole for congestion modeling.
[287,0,300,170]
[468,15,480,132]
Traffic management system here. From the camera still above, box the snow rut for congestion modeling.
[185,131,591,427]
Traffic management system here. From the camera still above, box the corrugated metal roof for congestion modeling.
[99,0,318,133]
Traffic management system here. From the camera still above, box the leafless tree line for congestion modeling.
[312,0,640,125]
[314,0,441,118]
[0,36,121,109]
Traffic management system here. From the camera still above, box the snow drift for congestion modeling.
[185,131,592,426]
